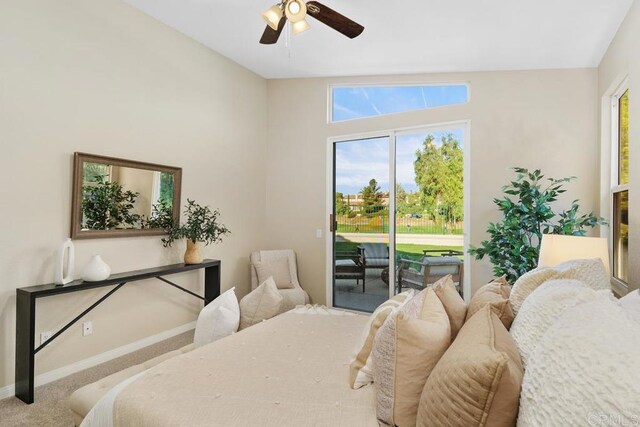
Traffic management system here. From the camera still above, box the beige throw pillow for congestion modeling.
[466,277,514,329]
[254,258,293,289]
[372,288,451,427]
[510,258,610,315]
[432,275,467,340]
[239,277,283,330]
[349,290,415,389]
[417,306,524,427]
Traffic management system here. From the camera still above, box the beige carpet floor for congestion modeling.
[0,330,194,427]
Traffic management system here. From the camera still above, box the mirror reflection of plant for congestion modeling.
[142,199,175,230]
[161,199,230,247]
[469,168,607,283]
[82,175,141,230]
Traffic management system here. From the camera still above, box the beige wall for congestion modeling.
[0,0,267,389]
[598,0,640,293]
[266,69,600,304]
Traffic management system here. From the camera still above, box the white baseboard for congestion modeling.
[0,321,195,401]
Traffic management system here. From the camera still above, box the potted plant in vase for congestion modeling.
[162,199,230,264]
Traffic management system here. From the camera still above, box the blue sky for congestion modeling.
[332,85,468,122]
[335,129,464,195]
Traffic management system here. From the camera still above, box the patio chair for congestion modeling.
[357,243,389,270]
[334,250,366,292]
[250,249,310,313]
[397,256,463,296]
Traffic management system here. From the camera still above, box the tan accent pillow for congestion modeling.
[239,277,283,330]
[466,278,514,329]
[372,288,451,427]
[349,290,415,389]
[417,306,524,427]
[254,258,293,289]
[433,275,467,340]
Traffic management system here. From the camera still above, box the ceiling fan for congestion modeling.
[260,0,364,44]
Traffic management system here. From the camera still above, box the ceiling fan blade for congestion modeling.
[306,1,364,39]
[259,16,287,44]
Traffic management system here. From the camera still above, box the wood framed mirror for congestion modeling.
[71,152,182,239]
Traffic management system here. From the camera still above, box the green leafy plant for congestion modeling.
[468,168,607,283]
[82,175,141,230]
[142,199,175,230]
[162,199,230,247]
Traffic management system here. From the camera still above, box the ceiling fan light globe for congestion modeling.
[292,18,310,34]
[285,0,307,23]
[261,5,283,30]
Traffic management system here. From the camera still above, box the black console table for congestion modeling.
[15,259,220,404]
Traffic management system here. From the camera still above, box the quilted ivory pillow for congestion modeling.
[466,276,514,329]
[518,298,640,426]
[193,287,240,348]
[417,306,524,427]
[432,275,467,340]
[509,258,610,315]
[349,290,415,389]
[509,279,608,367]
[372,288,451,427]
[239,277,283,330]
[254,258,293,289]
[620,290,640,325]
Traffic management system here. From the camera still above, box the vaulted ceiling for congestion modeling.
[125,0,633,79]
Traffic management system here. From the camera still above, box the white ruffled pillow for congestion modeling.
[509,258,610,315]
[509,279,608,366]
[518,298,640,426]
[620,290,640,325]
[193,287,240,348]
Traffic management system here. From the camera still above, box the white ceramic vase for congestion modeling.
[82,255,111,282]
[54,238,75,285]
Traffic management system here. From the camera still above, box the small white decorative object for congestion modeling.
[54,238,75,285]
[82,255,111,282]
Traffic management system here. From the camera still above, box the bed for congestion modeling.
[80,309,376,427]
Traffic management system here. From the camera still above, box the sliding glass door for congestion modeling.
[332,137,390,312]
[330,125,467,312]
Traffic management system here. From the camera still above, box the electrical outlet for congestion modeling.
[82,321,93,337]
[316,229,322,238]
[40,331,52,345]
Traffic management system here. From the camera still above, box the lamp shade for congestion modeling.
[262,5,283,30]
[538,234,610,274]
[285,0,307,23]
[292,18,310,34]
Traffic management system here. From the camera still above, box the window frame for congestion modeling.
[609,78,630,292]
[327,82,471,124]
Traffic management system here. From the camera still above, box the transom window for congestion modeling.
[330,84,469,123]
[611,83,629,286]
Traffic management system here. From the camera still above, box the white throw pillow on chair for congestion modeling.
[193,287,240,348]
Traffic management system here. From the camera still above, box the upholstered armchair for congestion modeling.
[250,249,310,313]
[397,256,464,296]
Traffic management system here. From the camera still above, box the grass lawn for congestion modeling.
[335,242,464,261]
